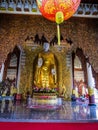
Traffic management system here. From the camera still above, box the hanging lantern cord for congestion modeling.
[57,24,60,46]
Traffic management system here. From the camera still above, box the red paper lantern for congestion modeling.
[36,0,81,45]
[37,0,81,23]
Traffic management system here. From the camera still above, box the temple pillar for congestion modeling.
[71,52,76,100]
[0,63,4,82]
[87,62,96,106]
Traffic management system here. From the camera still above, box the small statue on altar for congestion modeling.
[10,83,17,96]
[34,42,57,89]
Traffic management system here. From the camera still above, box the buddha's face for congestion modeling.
[43,42,49,52]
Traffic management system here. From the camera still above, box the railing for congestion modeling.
[75,3,98,18]
[0,0,40,15]
[0,0,98,18]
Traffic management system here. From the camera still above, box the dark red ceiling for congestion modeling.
[81,0,98,4]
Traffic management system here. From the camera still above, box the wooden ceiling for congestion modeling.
[81,0,98,4]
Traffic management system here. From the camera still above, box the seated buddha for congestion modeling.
[34,42,57,89]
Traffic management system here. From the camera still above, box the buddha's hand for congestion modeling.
[51,68,56,75]
[38,58,43,67]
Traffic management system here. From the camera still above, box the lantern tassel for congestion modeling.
[57,24,60,46]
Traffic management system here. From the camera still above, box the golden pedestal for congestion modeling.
[32,93,58,105]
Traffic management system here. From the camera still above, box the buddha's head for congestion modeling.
[43,42,50,52]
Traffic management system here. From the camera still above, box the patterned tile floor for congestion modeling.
[0,99,98,122]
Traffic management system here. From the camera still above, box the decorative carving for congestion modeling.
[40,34,48,45]
[34,34,40,44]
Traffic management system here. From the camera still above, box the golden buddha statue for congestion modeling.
[34,42,57,89]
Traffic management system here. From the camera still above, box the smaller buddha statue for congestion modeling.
[34,42,57,89]
[10,83,17,96]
